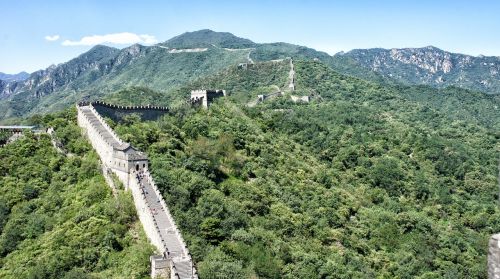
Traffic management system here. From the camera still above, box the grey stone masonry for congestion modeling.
[490,234,500,279]
[77,103,197,279]
[151,255,169,278]
[190,89,225,108]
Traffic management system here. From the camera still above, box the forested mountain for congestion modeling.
[98,60,499,278]
[2,30,498,123]
[163,29,256,49]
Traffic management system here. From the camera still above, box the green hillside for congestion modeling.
[0,109,153,278]
[104,61,500,278]
[163,29,256,48]
[0,42,250,121]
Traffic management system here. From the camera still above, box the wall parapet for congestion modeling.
[79,100,169,112]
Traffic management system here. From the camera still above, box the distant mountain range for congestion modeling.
[0,29,498,121]
[333,46,500,93]
[0,71,29,82]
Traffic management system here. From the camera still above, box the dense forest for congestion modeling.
[0,109,152,278]
[101,60,500,278]
[1,59,499,278]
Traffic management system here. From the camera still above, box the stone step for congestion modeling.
[174,260,194,279]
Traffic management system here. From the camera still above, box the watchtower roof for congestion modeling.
[113,144,148,161]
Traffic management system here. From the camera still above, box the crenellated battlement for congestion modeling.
[83,100,169,111]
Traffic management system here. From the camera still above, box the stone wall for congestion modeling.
[489,234,500,279]
[258,91,283,102]
[190,89,226,108]
[128,173,166,249]
[290,95,310,103]
[77,106,115,166]
[91,101,169,122]
[151,256,170,278]
[77,103,197,279]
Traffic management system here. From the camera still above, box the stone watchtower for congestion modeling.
[190,89,226,108]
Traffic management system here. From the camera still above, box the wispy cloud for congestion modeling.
[45,35,60,41]
[61,32,158,46]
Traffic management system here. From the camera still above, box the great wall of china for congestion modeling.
[76,101,196,279]
[77,98,500,279]
[2,85,498,278]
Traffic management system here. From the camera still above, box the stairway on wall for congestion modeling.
[138,174,195,278]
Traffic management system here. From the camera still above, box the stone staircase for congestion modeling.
[138,173,196,278]
[173,260,194,279]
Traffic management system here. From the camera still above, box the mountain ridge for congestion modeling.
[333,45,500,93]
[1,29,499,121]
[162,29,256,49]
[0,71,30,82]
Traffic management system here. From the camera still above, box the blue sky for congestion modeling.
[1,0,499,73]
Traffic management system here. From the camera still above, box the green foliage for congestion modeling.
[0,112,153,278]
[0,45,249,121]
[1,45,499,277]
[0,130,9,145]
[104,86,169,106]
[167,60,290,105]
[110,60,499,278]
[252,42,333,64]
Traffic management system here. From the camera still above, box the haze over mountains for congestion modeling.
[334,46,500,93]
[0,71,29,82]
[0,29,499,121]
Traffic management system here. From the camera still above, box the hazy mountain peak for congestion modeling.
[0,71,30,82]
[424,45,442,51]
[163,29,256,49]
[86,44,119,56]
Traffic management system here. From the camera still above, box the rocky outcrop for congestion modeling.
[0,43,155,100]
[389,47,454,73]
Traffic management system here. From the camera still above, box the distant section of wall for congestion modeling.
[91,101,169,122]
[258,91,283,102]
[290,95,310,103]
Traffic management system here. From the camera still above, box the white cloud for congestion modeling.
[61,32,158,46]
[45,35,60,41]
